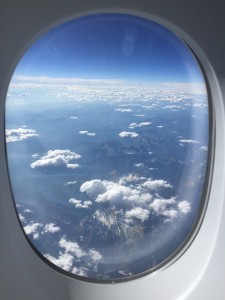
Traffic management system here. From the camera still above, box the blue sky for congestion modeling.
[14,13,204,83]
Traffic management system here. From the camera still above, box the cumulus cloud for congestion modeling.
[88,249,103,262]
[125,207,150,223]
[119,174,142,184]
[70,116,78,119]
[69,198,92,209]
[45,252,74,272]
[80,179,107,198]
[59,237,86,258]
[6,128,38,143]
[78,177,189,223]
[119,131,139,138]
[78,130,95,136]
[80,179,152,209]
[142,179,172,190]
[129,121,151,128]
[44,223,60,233]
[24,222,43,239]
[30,149,81,169]
[19,214,25,222]
[149,197,178,219]
[44,236,103,275]
[177,200,191,214]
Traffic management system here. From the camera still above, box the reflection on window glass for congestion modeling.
[5,13,209,281]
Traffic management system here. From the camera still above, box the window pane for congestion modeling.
[5,13,209,281]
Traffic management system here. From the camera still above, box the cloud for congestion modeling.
[88,249,103,262]
[71,267,88,277]
[114,108,132,112]
[119,174,143,184]
[64,180,77,186]
[80,179,107,198]
[24,222,43,239]
[44,236,103,274]
[119,131,139,138]
[200,146,208,151]
[142,179,172,190]
[129,122,151,128]
[125,207,150,223]
[163,105,183,110]
[179,139,199,144]
[69,198,92,209]
[177,200,191,214]
[30,149,81,169]
[134,163,144,167]
[78,130,95,136]
[45,252,74,272]
[149,197,178,219]
[44,223,61,233]
[19,214,25,222]
[80,179,152,209]
[59,237,86,258]
[70,116,78,119]
[6,128,38,143]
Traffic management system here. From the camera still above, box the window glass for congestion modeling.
[5,13,209,281]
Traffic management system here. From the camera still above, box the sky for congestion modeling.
[14,13,204,84]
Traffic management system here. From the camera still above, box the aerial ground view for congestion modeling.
[5,14,209,281]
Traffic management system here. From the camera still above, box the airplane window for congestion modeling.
[5,13,209,282]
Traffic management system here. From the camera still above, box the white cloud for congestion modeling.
[44,236,103,275]
[125,207,150,222]
[59,237,86,258]
[44,223,60,233]
[78,130,95,136]
[119,174,142,184]
[163,105,183,110]
[88,249,103,262]
[19,214,25,222]
[80,179,106,198]
[80,179,152,209]
[129,121,151,128]
[64,180,77,186]
[179,139,199,144]
[24,222,43,239]
[177,200,191,214]
[119,131,139,138]
[45,252,74,272]
[142,179,172,190]
[71,266,88,277]
[70,116,78,119]
[149,197,178,219]
[114,108,132,112]
[6,128,38,143]
[30,149,81,169]
[69,198,92,209]
[134,163,144,167]
[200,146,208,151]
